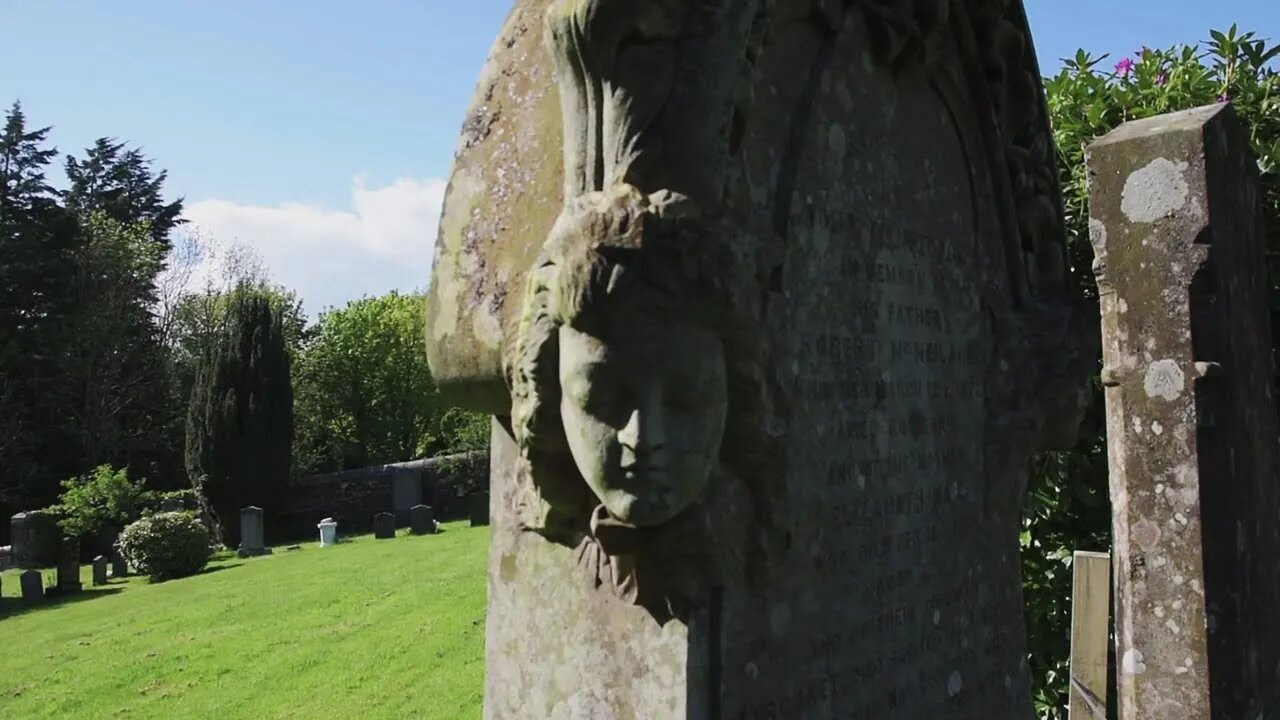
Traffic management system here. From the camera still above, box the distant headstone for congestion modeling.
[9,511,59,568]
[19,569,42,604]
[91,555,109,586]
[391,469,423,526]
[110,547,128,578]
[409,505,436,535]
[467,493,488,528]
[373,512,395,540]
[56,536,81,593]
[237,506,272,558]
[1089,103,1280,717]
[425,1,1096,717]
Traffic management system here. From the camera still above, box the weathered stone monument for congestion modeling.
[373,512,395,540]
[425,1,1095,716]
[237,507,271,558]
[19,569,42,604]
[57,536,81,593]
[10,511,59,568]
[1088,103,1280,718]
[409,505,436,535]
[391,469,424,526]
[92,556,109,586]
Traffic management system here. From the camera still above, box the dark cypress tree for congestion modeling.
[185,286,293,546]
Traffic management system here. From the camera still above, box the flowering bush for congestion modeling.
[1025,26,1278,718]
[1045,25,1279,298]
[117,511,213,582]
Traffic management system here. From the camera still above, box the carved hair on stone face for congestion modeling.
[509,184,729,532]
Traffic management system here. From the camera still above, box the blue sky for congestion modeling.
[1,1,1275,316]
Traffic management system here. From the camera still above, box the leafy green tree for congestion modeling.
[49,464,150,540]
[185,286,293,544]
[55,213,167,468]
[1026,27,1278,717]
[293,291,484,475]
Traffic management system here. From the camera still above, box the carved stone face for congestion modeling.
[557,310,727,527]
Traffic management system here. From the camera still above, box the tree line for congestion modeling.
[0,101,487,544]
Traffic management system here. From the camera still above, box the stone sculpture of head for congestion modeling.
[508,183,729,535]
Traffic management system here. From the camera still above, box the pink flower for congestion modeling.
[1219,93,1231,103]
[1155,72,1168,86]
[1115,58,1136,77]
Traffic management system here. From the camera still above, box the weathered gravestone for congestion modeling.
[425,1,1095,717]
[110,547,128,578]
[57,536,81,593]
[373,512,396,540]
[392,469,424,526]
[10,511,59,568]
[92,556,109,586]
[468,493,489,528]
[410,505,436,535]
[237,507,271,558]
[1088,103,1280,719]
[19,569,42,604]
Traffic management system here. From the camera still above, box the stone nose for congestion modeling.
[618,385,665,458]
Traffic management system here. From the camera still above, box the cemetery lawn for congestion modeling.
[0,522,487,719]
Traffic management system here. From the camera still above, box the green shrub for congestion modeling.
[50,465,150,538]
[117,511,213,581]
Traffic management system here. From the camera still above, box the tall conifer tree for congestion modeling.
[185,286,293,545]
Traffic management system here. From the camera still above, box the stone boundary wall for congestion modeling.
[273,451,488,541]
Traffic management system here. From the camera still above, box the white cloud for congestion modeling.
[182,176,447,317]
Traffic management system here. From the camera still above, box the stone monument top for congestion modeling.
[426,1,1097,717]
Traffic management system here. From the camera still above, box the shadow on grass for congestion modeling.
[0,586,125,620]
[193,562,244,578]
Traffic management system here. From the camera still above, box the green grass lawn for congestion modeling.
[0,522,487,719]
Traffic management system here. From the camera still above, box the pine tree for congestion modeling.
[185,286,293,546]
[0,102,80,515]
[64,138,185,250]
[60,138,187,489]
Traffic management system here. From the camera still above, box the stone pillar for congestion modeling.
[57,536,81,592]
[19,569,43,603]
[373,512,395,539]
[10,511,59,568]
[468,493,490,528]
[1089,103,1280,718]
[237,507,271,558]
[409,505,436,535]
[391,469,424,527]
[92,556,109,586]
